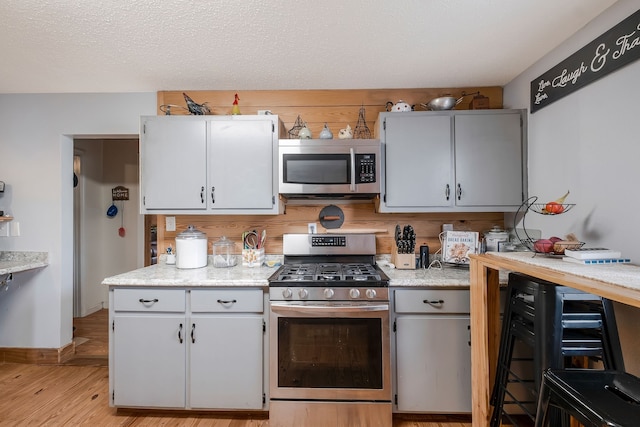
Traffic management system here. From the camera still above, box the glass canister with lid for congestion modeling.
[483,226,510,252]
[213,236,237,268]
[175,225,208,269]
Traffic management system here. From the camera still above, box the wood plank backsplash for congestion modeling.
[156,205,504,256]
[153,87,505,258]
[157,87,503,139]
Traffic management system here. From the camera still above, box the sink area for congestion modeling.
[0,251,49,275]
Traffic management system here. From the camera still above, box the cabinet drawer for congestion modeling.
[191,289,263,313]
[394,289,470,314]
[113,288,186,312]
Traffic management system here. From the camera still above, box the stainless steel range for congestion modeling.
[268,233,391,427]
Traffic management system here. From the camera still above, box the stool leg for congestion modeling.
[601,299,625,371]
[534,371,551,427]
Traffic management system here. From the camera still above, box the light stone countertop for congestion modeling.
[101,254,494,289]
[0,251,49,275]
[102,255,282,288]
[484,251,640,291]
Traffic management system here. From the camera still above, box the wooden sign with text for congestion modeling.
[112,186,129,201]
[531,8,640,113]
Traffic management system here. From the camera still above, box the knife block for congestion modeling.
[392,247,416,270]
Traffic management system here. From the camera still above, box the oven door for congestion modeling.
[269,301,391,402]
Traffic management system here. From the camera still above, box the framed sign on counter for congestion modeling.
[531,8,640,113]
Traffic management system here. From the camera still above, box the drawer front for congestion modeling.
[113,288,186,312]
[191,289,264,313]
[394,289,470,314]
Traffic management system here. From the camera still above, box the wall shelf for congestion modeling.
[0,216,13,222]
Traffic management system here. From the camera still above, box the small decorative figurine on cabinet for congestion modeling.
[183,92,210,115]
[319,123,333,139]
[298,123,312,139]
[232,93,241,115]
[338,124,353,139]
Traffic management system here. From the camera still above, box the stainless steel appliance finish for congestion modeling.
[268,233,392,426]
[278,139,380,198]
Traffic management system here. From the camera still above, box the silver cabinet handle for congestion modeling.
[178,323,183,343]
[457,183,462,200]
[200,186,205,204]
[445,184,450,200]
[211,186,215,204]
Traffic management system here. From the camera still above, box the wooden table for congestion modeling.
[469,252,640,427]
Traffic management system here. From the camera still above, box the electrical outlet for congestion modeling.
[165,216,176,232]
[10,222,20,236]
[0,223,9,237]
[442,224,453,232]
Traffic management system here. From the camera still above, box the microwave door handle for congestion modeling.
[350,148,356,192]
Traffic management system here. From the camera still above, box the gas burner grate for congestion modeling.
[273,262,383,284]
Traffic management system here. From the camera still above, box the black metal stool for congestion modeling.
[490,273,624,427]
[535,369,640,427]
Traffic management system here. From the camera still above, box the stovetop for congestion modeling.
[269,233,389,301]
[274,262,385,284]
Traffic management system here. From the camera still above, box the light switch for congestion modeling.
[165,216,176,232]
[10,222,20,236]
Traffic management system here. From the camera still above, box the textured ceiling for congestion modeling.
[0,0,618,93]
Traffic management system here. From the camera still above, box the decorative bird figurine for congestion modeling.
[232,93,241,115]
[183,92,210,115]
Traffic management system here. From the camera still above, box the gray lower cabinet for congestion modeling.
[111,288,187,408]
[393,289,472,413]
[378,109,527,212]
[189,289,264,410]
[110,287,265,410]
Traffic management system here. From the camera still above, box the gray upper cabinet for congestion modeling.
[378,109,527,212]
[141,116,208,211]
[140,115,281,215]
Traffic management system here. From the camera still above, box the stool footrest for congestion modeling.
[536,369,640,427]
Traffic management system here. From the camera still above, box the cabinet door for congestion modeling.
[140,117,207,210]
[113,314,186,408]
[454,112,523,207]
[189,314,264,409]
[395,315,471,413]
[383,114,453,209]
[208,119,274,210]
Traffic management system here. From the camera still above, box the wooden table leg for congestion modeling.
[470,259,500,427]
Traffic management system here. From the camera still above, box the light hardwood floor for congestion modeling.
[0,310,472,426]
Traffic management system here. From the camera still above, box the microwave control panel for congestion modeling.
[356,154,376,183]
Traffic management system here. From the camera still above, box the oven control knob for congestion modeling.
[298,288,309,299]
[282,288,293,299]
[349,288,361,299]
[324,288,335,299]
[365,289,377,299]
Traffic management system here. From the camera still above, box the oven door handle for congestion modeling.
[270,302,388,315]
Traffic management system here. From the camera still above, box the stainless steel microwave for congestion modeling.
[278,139,381,198]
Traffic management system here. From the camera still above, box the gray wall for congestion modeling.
[504,0,640,373]
[0,93,156,348]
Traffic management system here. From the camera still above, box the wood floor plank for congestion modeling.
[0,310,472,426]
